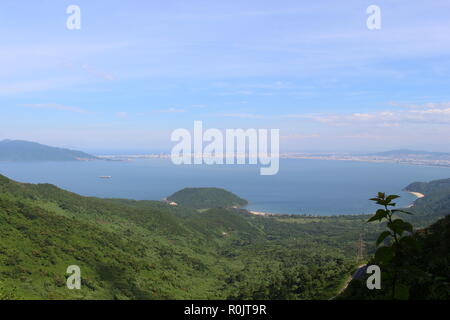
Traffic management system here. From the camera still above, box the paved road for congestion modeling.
[352,264,368,280]
[329,264,367,300]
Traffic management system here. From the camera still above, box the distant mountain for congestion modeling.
[167,187,248,209]
[405,178,450,194]
[0,140,97,162]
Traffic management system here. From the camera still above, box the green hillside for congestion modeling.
[405,178,450,224]
[336,179,450,300]
[166,187,248,209]
[338,215,449,300]
[0,140,97,162]
[0,174,371,300]
[0,174,448,300]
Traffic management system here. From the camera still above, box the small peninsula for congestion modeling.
[166,187,248,210]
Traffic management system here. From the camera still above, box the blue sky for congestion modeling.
[1,0,450,153]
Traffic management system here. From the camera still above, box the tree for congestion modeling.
[0,281,18,300]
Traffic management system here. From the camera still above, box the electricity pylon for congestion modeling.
[356,233,366,263]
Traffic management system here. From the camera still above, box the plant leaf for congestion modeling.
[388,219,408,235]
[375,246,394,264]
[386,195,400,202]
[367,209,388,223]
[376,231,391,246]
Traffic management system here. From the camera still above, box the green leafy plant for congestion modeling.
[368,193,416,300]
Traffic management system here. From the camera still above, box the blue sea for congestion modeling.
[0,159,449,215]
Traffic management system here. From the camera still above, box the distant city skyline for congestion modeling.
[1,1,450,152]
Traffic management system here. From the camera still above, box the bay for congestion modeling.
[0,158,449,215]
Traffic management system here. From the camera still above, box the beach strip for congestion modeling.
[249,210,271,216]
[248,210,283,216]
[408,191,425,198]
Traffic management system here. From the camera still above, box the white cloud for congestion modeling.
[410,108,450,115]
[116,112,128,118]
[215,113,264,119]
[281,133,320,140]
[80,64,116,81]
[154,108,185,113]
[19,103,87,113]
[282,101,450,126]
[389,101,450,109]
[0,78,81,96]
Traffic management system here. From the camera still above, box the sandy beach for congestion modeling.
[249,210,279,216]
[408,191,425,199]
[406,191,425,208]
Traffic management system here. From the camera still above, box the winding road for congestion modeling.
[329,264,367,300]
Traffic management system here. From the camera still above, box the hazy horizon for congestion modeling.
[3,138,450,155]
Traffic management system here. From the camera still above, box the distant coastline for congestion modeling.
[249,191,426,217]
[96,152,450,169]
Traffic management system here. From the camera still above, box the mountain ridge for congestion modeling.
[0,140,97,162]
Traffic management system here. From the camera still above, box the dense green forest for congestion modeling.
[0,173,448,300]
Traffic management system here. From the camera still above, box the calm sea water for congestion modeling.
[0,159,449,215]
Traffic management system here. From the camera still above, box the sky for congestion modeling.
[1,0,450,153]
